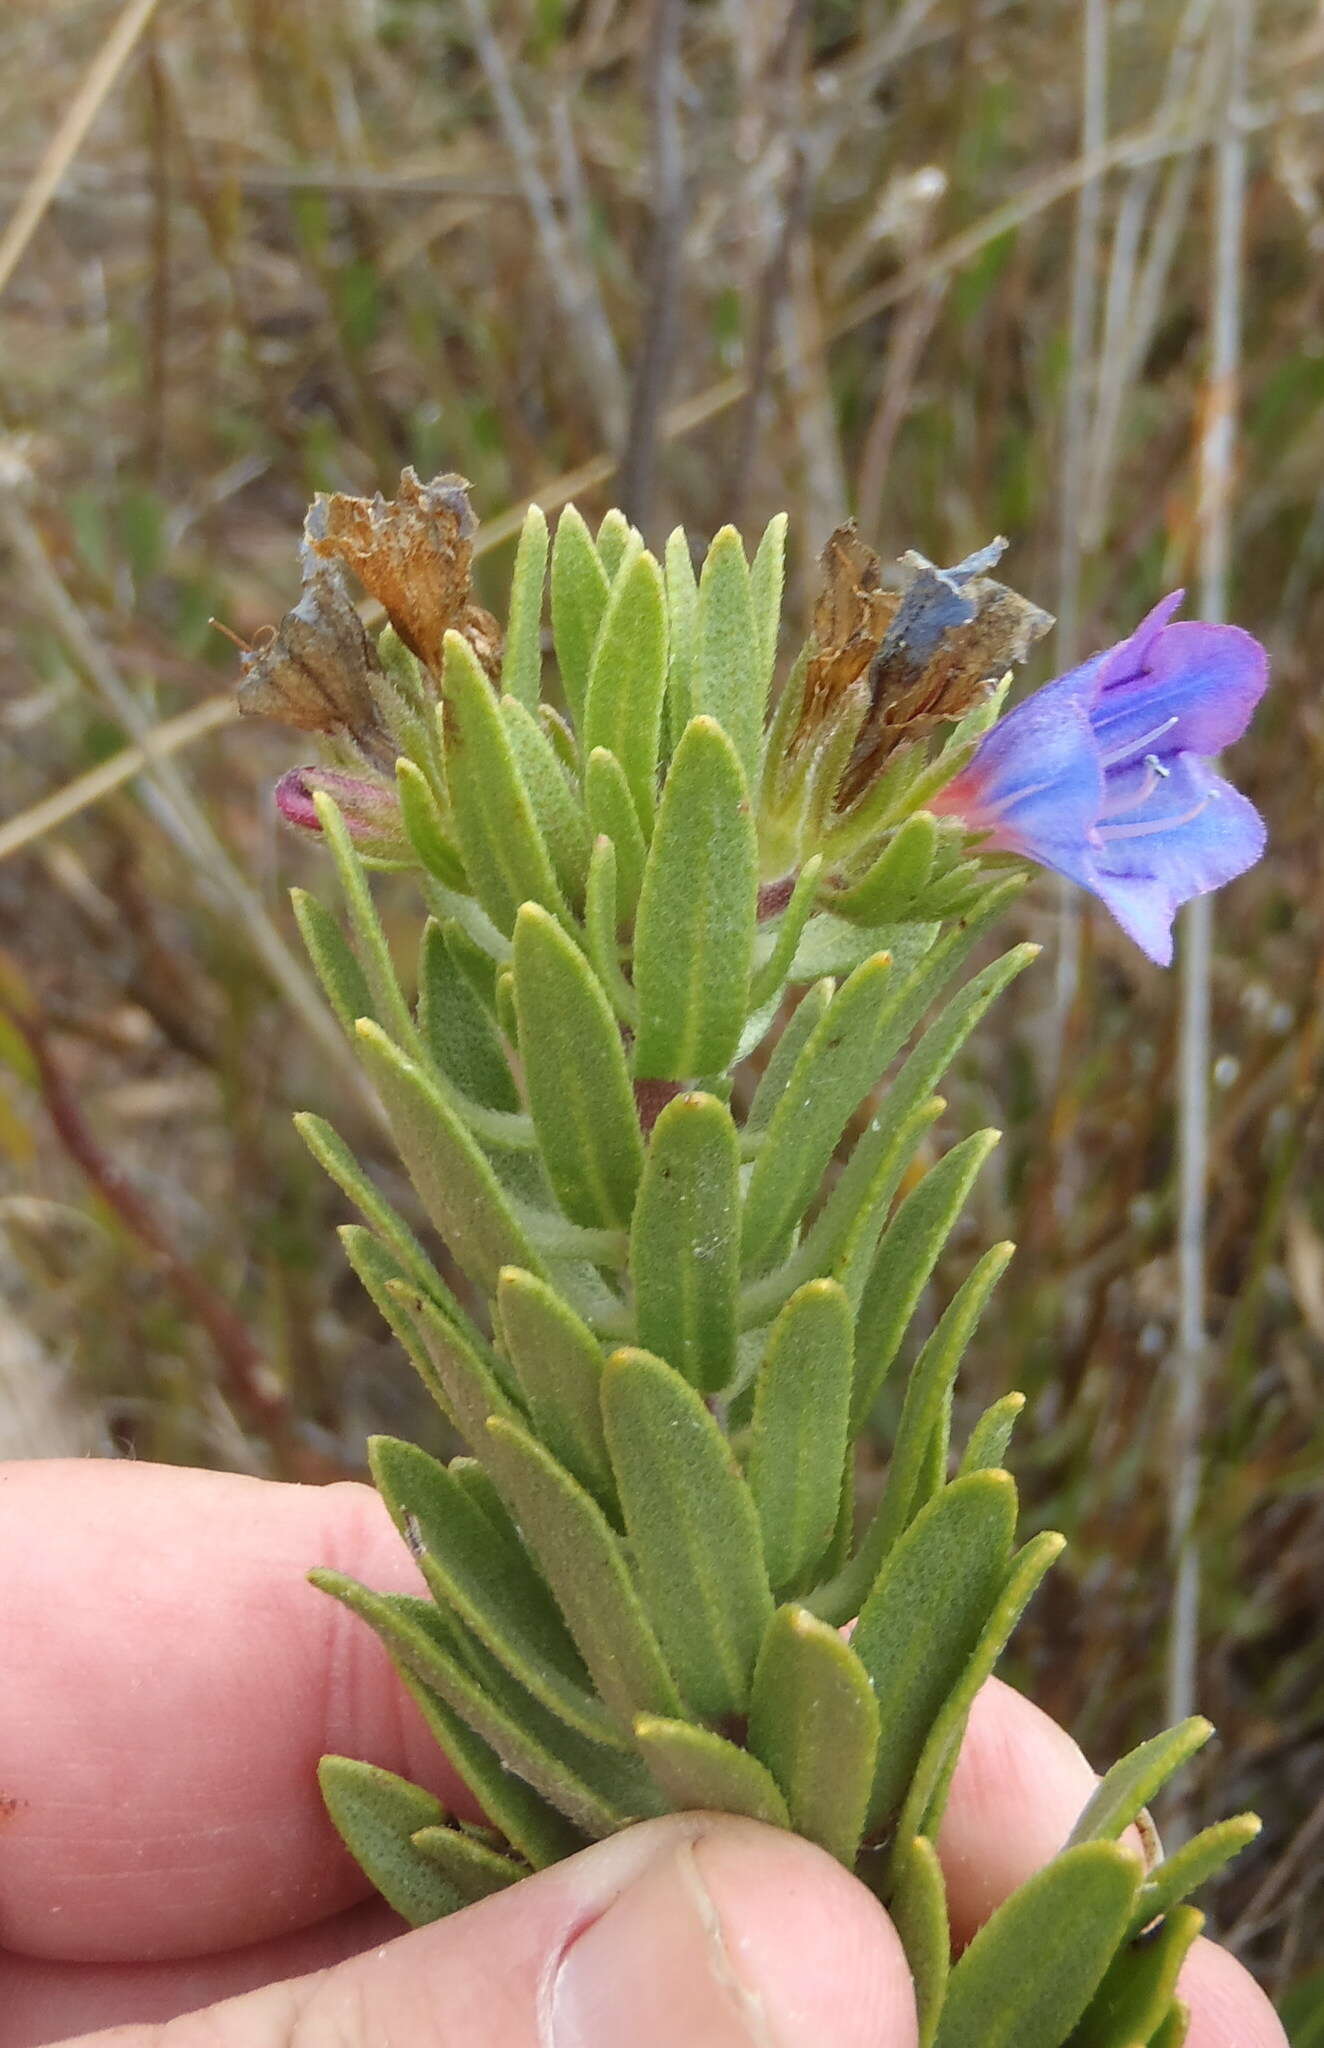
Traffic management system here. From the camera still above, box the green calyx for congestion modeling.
[274,491,1254,2047]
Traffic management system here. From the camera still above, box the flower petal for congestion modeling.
[1089,753,1266,964]
[1091,618,1268,761]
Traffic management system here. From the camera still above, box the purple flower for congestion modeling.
[275,766,408,863]
[930,593,1268,965]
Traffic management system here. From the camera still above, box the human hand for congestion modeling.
[1,1461,1286,2048]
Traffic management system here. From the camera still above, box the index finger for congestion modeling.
[0,1459,464,1964]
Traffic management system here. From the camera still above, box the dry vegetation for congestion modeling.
[1,0,1321,2012]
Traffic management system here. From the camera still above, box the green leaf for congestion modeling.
[632,717,757,1080]
[356,1019,545,1294]
[496,1268,615,1505]
[664,525,699,738]
[312,1575,660,1838]
[513,904,643,1229]
[584,835,638,1026]
[694,525,764,789]
[933,1842,1143,2048]
[852,1133,1004,1428]
[368,1436,617,1748]
[501,696,591,904]
[844,1470,1017,1829]
[482,1413,685,1730]
[602,1348,774,1718]
[440,628,566,935]
[634,1716,790,1827]
[417,920,520,1112]
[1124,1815,1261,1941]
[865,1238,1014,1542]
[410,1824,527,1902]
[840,812,943,924]
[747,857,823,1013]
[502,504,549,710]
[313,792,420,1054]
[747,1280,852,1594]
[744,979,832,1137]
[889,1833,950,2048]
[1068,1720,1213,1851]
[1070,1907,1204,2048]
[739,950,897,1271]
[595,507,637,579]
[339,1226,456,1424]
[747,1606,879,1865]
[585,749,649,931]
[397,1283,521,1447]
[317,1758,464,1926]
[550,504,612,726]
[630,1091,740,1393]
[1149,2003,1191,2048]
[291,887,376,1034]
[959,1391,1026,1475]
[749,512,787,702]
[894,1530,1066,1850]
[396,759,466,888]
[584,547,668,832]
[296,1111,447,1304]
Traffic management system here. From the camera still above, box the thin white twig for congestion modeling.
[1166,0,1253,1832]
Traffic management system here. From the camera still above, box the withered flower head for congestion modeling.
[812,533,1053,809]
[235,555,390,762]
[304,468,502,679]
[793,522,900,748]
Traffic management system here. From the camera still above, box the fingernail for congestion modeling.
[545,1826,877,2048]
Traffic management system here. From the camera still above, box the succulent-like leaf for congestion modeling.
[630,1092,740,1393]
[317,1758,465,1926]
[1149,2003,1191,2048]
[292,886,376,1033]
[749,512,788,702]
[496,1268,615,1505]
[852,1133,1004,1429]
[417,919,520,1112]
[959,1390,1026,1475]
[501,696,591,904]
[635,1715,790,1827]
[356,1019,546,1293]
[747,1606,879,1865]
[695,525,763,788]
[743,979,833,1138]
[440,629,567,934]
[369,1436,618,1748]
[584,746,649,919]
[1124,1815,1261,1941]
[595,507,637,579]
[833,812,939,924]
[550,504,611,725]
[1067,1720,1213,1851]
[889,1832,951,2048]
[747,856,824,1012]
[602,1347,774,1718]
[664,524,699,738]
[501,504,549,710]
[844,1470,1017,1829]
[513,904,643,1229]
[396,758,466,888]
[632,717,757,1080]
[400,1284,522,1447]
[311,1575,661,1838]
[481,1413,685,1731]
[313,793,421,1054]
[933,1841,1143,2048]
[296,1111,448,1304]
[339,1226,457,1424]
[747,1279,853,1594]
[1069,1906,1203,2048]
[584,835,638,1026]
[410,1824,528,1901]
[583,547,668,832]
[739,950,897,1271]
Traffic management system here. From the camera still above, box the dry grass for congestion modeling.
[1,0,1322,2003]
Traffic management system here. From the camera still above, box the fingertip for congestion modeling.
[1180,1936,1288,2048]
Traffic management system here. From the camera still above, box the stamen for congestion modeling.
[1099,753,1171,821]
[1097,787,1216,843]
[1096,714,1179,770]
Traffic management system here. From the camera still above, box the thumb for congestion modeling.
[60,1815,918,2048]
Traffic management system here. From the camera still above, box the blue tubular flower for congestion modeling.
[931,593,1268,965]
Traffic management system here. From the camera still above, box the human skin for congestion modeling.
[0,1461,1287,2048]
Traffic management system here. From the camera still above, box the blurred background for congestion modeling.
[1,0,1320,2016]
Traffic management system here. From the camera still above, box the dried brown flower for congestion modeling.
[235,556,389,759]
[793,523,900,747]
[304,468,502,679]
